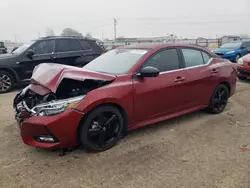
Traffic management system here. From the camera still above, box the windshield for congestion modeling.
[83,48,148,75]
[220,43,242,49]
[12,40,36,54]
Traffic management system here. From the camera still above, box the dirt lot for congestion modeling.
[1,81,250,188]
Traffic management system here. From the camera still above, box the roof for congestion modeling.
[38,36,96,41]
[118,43,210,52]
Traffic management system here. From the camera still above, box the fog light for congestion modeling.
[37,136,55,143]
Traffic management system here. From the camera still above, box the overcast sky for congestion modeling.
[0,0,250,42]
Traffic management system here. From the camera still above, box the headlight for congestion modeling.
[31,95,85,116]
[237,58,243,65]
[226,50,235,54]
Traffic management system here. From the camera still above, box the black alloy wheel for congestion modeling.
[207,84,229,114]
[79,105,125,152]
[0,71,14,94]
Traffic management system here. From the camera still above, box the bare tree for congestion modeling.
[61,28,83,37]
[85,32,92,38]
[45,28,55,37]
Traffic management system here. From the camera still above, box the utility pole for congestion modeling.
[114,18,117,41]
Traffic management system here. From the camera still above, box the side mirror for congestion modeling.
[26,49,34,59]
[138,66,160,78]
[240,46,246,49]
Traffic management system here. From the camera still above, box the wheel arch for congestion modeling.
[220,81,231,95]
[0,67,19,83]
[76,102,128,144]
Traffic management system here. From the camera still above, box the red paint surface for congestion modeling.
[237,54,250,77]
[17,44,237,149]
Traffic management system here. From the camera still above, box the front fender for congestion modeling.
[75,80,135,125]
[0,66,20,81]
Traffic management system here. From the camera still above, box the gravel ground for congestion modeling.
[1,81,250,188]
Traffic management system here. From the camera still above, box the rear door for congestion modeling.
[133,48,190,122]
[54,38,84,66]
[77,39,102,66]
[179,47,218,106]
[19,39,55,79]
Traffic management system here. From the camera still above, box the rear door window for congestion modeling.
[202,52,211,63]
[181,48,205,67]
[55,39,84,52]
[79,40,92,50]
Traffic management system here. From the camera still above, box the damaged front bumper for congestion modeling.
[13,91,85,149]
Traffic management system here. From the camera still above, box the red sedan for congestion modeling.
[13,44,237,152]
[236,53,250,80]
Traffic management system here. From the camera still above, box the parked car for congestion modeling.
[236,53,250,80]
[0,41,7,54]
[212,41,250,62]
[0,36,104,93]
[13,43,236,152]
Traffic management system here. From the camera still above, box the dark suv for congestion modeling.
[0,36,104,93]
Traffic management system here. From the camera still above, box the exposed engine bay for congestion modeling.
[13,78,111,120]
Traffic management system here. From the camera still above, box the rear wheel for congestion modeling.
[207,84,229,114]
[79,105,125,152]
[0,71,15,94]
[238,76,247,80]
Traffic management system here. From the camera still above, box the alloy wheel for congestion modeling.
[0,74,12,92]
[87,111,121,148]
[212,87,228,113]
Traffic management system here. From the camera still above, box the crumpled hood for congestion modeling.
[31,63,116,93]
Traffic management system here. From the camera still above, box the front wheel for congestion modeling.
[79,105,125,152]
[207,84,229,114]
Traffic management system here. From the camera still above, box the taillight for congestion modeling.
[100,52,104,56]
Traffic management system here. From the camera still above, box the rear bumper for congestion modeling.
[17,110,84,149]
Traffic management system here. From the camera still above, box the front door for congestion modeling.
[19,39,56,79]
[133,48,189,122]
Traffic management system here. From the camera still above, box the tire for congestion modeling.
[207,84,229,114]
[238,76,247,80]
[235,54,241,62]
[79,105,125,152]
[0,70,15,94]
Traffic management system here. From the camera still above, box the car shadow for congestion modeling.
[32,109,209,157]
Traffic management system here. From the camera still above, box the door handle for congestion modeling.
[50,56,56,60]
[174,76,185,82]
[211,69,218,73]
